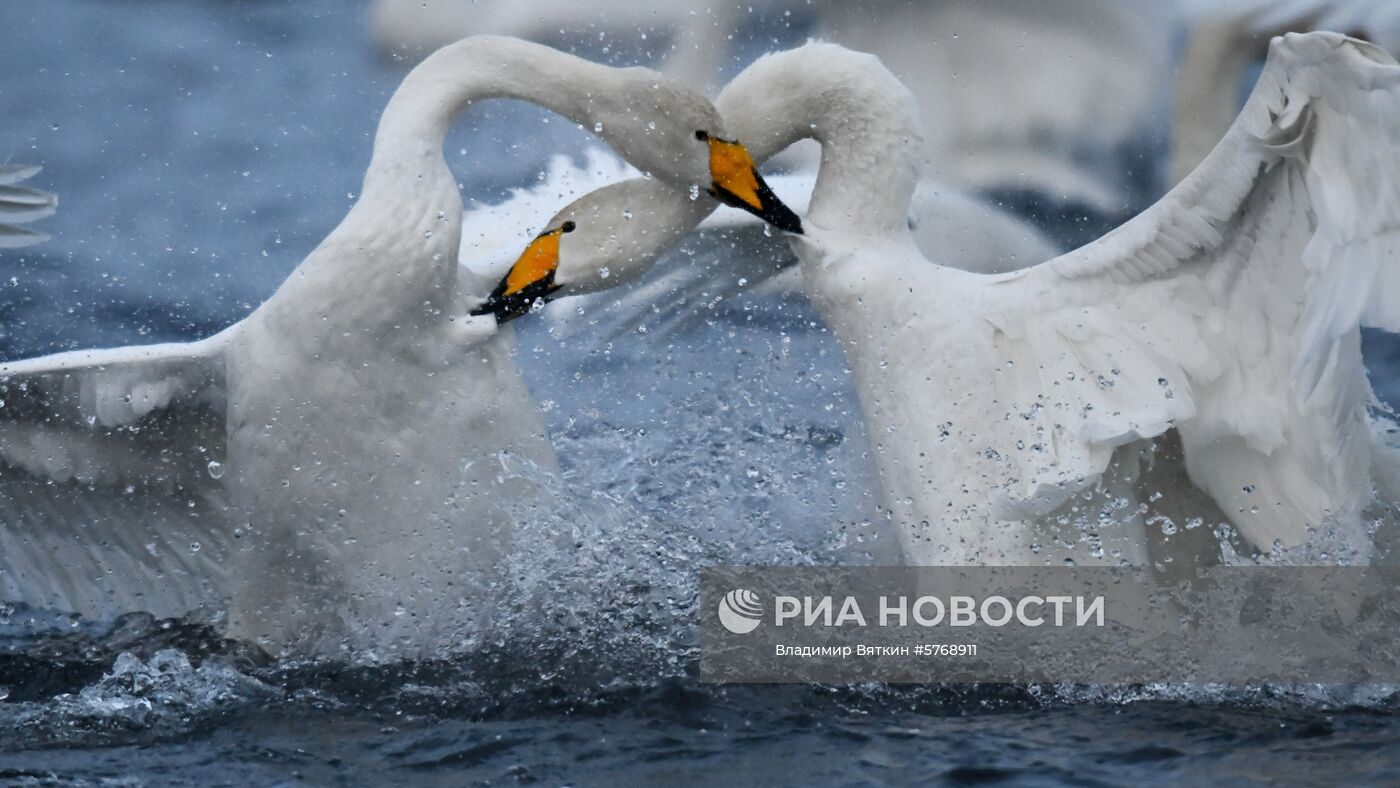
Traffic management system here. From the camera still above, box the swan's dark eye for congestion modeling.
[561,221,576,233]
[695,130,709,141]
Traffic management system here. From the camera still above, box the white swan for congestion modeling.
[532,34,1400,566]
[0,165,56,248]
[0,36,798,656]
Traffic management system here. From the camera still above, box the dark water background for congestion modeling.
[3,1,1400,784]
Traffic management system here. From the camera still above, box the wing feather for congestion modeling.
[0,164,55,249]
[0,332,232,619]
[983,33,1400,550]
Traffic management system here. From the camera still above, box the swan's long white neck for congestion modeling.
[367,37,618,185]
[716,43,925,234]
[293,37,640,326]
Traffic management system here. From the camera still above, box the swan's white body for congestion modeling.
[0,37,737,656]
[0,165,56,248]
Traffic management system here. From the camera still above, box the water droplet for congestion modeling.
[593,121,604,133]
[688,184,701,201]
[190,541,201,553]
[206,460,224,479]
[599,267,610,279]
[622,210,633,220]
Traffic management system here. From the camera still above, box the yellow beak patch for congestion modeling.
[502,226,566,297]
[706,135,764,213]
[699,131,804,234]
[470,220,576,324]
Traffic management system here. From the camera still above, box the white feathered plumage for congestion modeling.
[779,33,1400,563]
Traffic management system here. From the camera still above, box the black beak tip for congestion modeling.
[469,299,517,325]
[713,179,805,235]
[770,205,804,235]
[750,171,804,235]
[470,279,564,326]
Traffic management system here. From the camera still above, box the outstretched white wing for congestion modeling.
[0,332,232,619]
[973,33,1400,550]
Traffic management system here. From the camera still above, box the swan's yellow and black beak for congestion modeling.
[699,131,803,234]
[470,220,575,324]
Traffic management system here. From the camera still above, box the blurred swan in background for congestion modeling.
[0,164,56,248]
[815,0,1177,222]
[0,37,796,657]
[1172,0,1400,185]
[370,0,747,89]
[546,34,1400,566]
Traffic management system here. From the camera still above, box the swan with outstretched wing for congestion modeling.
[0,36,798,656]
[511,33,1400,566]
[747,33,1400,564]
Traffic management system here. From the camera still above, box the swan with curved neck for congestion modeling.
[0,36,801,658]
[531,34,1400,566]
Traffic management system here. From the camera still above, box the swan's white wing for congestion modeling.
[977,33,1400,550]
[0,165,57,249]
[1171,0,1400,186]
[0,333,232,619]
